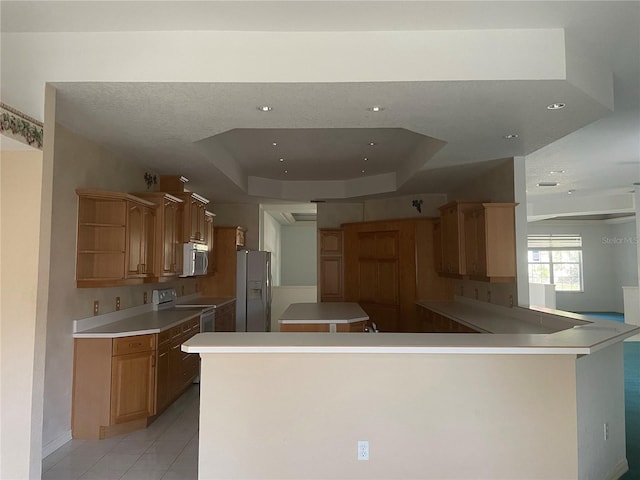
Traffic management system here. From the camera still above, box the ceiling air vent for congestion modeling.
[536,182,559,187]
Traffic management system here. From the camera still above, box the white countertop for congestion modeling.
[183,298,640,355]
[73,308,204,338]
[278,302,368,324]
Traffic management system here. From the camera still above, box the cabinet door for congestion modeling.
[205,213,215,274]
[110,351,155,424]
[320,230,342,255]
[464,210,479,275]
[433,220,443,273]
[127,204,154,277]
[156,343,170,414]
[164,200,183,274]
[440,206,460,274]
[320,256,343,301]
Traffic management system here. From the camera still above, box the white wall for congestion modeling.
[280,224,317,286]
[262,211,281,287]
[576,342,628,479]
[528,219,637,313]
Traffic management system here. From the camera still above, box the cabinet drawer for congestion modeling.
[113,334,155,356]
[158,329,172,346]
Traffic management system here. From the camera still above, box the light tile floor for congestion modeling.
[42,385,200,480]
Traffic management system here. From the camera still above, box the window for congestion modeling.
[528,234,583,291]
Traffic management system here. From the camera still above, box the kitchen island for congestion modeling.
[278,302,369,332]
[183,298,639,480]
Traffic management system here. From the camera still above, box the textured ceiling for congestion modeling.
[3,1,639,210]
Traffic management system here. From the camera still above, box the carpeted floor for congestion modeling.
[622,341,640,480]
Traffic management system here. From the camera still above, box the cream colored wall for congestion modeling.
[0,149,46,479]
[42,123,198,450]
[198,352,579,479]
[211,204,260,250]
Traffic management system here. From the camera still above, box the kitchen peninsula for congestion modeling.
[183,299,639,480]
[279,302,369,332]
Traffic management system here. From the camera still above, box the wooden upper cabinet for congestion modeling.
[134,192,183,280]
[438,201,481,276]
[173,192,209,244]
[158,175,210,244]
[126,201,155,280]
[76,190,156,288]
[432,218,443,273]
[463,203,517,282]
[204,211,216,275]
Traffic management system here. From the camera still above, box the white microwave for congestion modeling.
[181,242,208,277]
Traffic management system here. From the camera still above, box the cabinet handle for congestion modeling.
[129,342,142,348]
[159,351,168,358]
[171,344,180,350]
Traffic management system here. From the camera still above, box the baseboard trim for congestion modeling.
[42,430,72,458]
[606,458,629,480]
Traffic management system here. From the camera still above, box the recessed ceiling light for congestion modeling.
[363,157,368,161]
[546,102,566,110]
[536,182,559,187]
[549,170,565,174]
[361,169,366,173]
[257,105,273,112]
[279,158,284,162]
[272,142,278,146]
[284,170,288,174]
[503,134,519,139]
[567,190,575,194]
[368,106,384,112]
[368,142,377,146]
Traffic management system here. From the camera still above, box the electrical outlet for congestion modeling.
[93,300,99,316]
[357,440,369,461]
[143,292,148,304]
[115,297,121,311]
[604,423,609,441]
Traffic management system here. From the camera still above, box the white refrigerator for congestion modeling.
[236,250,272,332]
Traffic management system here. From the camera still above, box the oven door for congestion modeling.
[200,307,216,332]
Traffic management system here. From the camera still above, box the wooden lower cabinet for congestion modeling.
[110,350,156,424]
[280,320,366,333]
[214,301,236,332]
[72,317,201,439]
[416,306,481,333]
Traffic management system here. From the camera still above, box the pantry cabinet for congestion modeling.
[463,203,517,281]
[318,229,344,302]
[201,226,247,297]
[76,190,157,288]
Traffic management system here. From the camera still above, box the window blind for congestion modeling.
[528,234,582,249]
